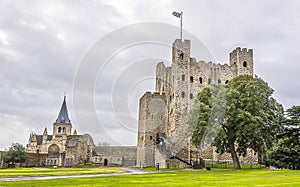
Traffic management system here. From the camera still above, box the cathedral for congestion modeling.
[26,96,94,166]
[25,96,137,167]
[137,39,258,168]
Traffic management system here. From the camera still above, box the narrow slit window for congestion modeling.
[190,76,194,83]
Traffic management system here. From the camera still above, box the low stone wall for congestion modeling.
[93,146,137,167]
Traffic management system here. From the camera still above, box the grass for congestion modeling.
[204,163,264,169]
[0,168,299,186]
[143,167,184,171]
[0,167,126,178]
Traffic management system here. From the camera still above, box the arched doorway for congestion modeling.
[104,159,108,166]
[47,144,60,166]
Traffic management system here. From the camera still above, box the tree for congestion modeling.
[189,75,283,170]
[3,143,27,165]
[268,106,300,169]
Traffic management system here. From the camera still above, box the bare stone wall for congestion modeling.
[137,92,166,167]
[93,146,136,166]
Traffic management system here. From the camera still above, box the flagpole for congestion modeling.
[180,11,183,41]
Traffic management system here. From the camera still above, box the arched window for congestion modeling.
[150,136,153,140]
[199,77,203,84]
[179,53,184,60]
[181,91,185,98]
[243,61,247,67]
[58,127,61,133]
[63,127,66,133]
[208,78,211,85]
[182,74,185,81]
[218,79,221,84]
[190,93,193,99]
[190,76,194,83]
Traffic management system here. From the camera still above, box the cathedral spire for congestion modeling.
[56,95,71,123]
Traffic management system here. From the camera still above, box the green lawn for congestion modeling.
[0,167,126,178]
[0,168,299,187]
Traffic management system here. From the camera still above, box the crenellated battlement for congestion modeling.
[137,39,256,168]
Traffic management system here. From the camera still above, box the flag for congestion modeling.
[172,11,181,18]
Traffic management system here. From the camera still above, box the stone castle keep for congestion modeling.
[137,39,257,168]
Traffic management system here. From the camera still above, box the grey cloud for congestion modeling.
[0,0,299,149]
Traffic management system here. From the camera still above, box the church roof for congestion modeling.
[56,96,71,123]
[36,135,52,145]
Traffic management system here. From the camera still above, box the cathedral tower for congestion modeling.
[53,96,72,138]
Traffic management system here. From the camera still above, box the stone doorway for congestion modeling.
[104,159,108,166]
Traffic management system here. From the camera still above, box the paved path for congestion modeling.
[0,167,151,182]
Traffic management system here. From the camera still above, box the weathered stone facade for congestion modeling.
[137,39,257,168]
[93,146,137,167]
[26,96,94,167]
[25,96,137,168]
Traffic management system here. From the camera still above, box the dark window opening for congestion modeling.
[225,80,229,84]
[181,91,185,98]
[58,127,61,133]
[243,61,247,67]
[63,127,66,133]
[141,136,144,141]
[199,77,203,84]
[150,136,153,140]
[218,79,221,84]
[182,74,185,81]
[190,93,193,99]
[179,53,184,60]
[208,78,211,85]
[190,76,194,83]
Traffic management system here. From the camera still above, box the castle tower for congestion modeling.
[172,39,191,66]
[53,96,72,138]
[136,92,166,168]
[137,38,256,168]
[229,47,254,77]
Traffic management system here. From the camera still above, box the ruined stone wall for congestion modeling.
[93,146,136,166]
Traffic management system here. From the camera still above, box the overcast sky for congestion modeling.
[0,0,299,150]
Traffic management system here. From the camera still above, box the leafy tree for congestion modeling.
[268,106,300,169]
[3,143,27,165]
[189,75,283,170]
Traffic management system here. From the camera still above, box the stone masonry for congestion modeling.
[137,39,257,168]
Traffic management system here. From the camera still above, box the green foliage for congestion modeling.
[3,143,27,164]
[189,75,283,169]
[268,106,300,169]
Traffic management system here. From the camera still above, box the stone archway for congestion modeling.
[46,144,60,166]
